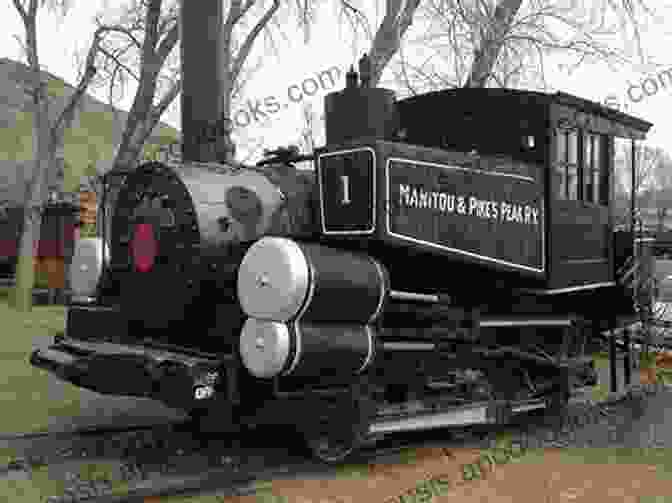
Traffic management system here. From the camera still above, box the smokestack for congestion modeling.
[179,0,226,163]
[324,54,398,146]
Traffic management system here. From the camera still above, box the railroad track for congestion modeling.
[0,420,193,474]
[4,385,662,503]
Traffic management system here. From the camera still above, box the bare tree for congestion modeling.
[234,0,423,164]
[650,149,672,232]
[297,102,320,154]
[615,142,661,197]
[464,0,524,88]
[654,150,672,191]
[97,0,423,230]
[389,0,662,94]
[613,140,666,228]
[347,0,423,88]
[102,0,427,167]
[9,0,116,311]
[98,0,182,175]
[99,0,324,238]
[86,0,177,241]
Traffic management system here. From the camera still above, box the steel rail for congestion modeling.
[0,420,189,442]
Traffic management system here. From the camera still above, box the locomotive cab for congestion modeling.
[389,87,652,294]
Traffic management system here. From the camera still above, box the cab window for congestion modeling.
[555,128,578,199]
[582,132,609,205]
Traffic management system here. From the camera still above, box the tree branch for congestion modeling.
[225,0,256,31]
[12,0,28,23]
[231,0,280,83]
[150,77,181,122]
[98,45,141,82]
[464,0,524,88]
[28,0,37,21]
[140,0,163,74]
[50,25,113,145]
[155,22,179,68]
[97,23,143,49]
[368,0,422,87]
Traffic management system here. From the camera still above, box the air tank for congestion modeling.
[237,236,389,324]
[239,318,376,379]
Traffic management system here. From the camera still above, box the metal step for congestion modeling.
[369,397,547,435]
[370,403,490,434]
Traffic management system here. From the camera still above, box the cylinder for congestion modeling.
[237,237,389,323]
[239,318,375,379]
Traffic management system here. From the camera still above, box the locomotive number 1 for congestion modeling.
[340,175,351,205]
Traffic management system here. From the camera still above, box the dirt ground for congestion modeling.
[221,447,672,503]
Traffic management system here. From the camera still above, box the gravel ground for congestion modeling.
[576,386,672,448]
[585,358,671,449]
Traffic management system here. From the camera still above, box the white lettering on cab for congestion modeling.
[398,184,539,226]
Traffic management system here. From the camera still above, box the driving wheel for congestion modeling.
[302,396,374,464]
[305,426,363,464]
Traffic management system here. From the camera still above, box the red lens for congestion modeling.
[132,223,156,272]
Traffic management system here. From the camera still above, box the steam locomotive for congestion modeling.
[31,68,654,463]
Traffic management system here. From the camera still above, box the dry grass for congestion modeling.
[0,296,82,435]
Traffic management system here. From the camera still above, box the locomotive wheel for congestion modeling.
[305,427,363,464]
[302,396,374,465]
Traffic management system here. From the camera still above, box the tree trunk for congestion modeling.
[12,92,51,311]
[464,0,523,88]
[368,0,421,88]
[102,149,140,248]
[102,111,170,242]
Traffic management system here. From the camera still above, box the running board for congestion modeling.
[369,398,547,434]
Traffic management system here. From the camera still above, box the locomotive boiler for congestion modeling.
[29,2,656,464]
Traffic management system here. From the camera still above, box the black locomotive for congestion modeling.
[31,66,655,463]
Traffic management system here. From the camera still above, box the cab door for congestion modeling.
[550,126,612,289]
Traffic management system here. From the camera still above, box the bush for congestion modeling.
[639,351,657,369]
[79,223,97,239]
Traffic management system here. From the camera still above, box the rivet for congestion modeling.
[256,273,270,287]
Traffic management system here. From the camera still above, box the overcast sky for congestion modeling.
[2,0,672,161]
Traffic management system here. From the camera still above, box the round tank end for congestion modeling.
[239,318,291,378]
[236,237,310,321]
